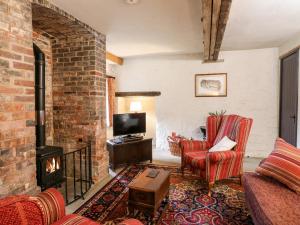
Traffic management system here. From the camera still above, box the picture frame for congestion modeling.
[195,73,227,97]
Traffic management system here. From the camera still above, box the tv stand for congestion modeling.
[107,138,152,170]
[122,135,143,142]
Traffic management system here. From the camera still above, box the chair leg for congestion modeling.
[239,165,244,185]
[181,154,185,177]
[181,156,185,177]
[239,173,243,185]
[208,182,214,197]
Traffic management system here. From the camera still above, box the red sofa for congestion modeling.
[0,188,142,225]
[243,172,300,225]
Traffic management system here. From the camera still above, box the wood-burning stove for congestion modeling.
[34,43,64,190]
[36,146,64,190]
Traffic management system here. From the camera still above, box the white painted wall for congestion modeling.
[118,48,279,157]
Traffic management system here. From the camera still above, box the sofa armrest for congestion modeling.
[0,195,45,225]
[180,140,210,154]
[32,188,66,225]
[51,214,100,225]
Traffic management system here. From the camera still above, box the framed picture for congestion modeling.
[195,73,227,97]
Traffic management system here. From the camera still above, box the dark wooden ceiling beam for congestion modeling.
[213,0,232,60]
[202,0,213,60]
[115,91,161,97]
[210,0,222,59]
[202,0,232,61]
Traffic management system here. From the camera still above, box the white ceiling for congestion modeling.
[222,0,300,50]
[51,0,300,57]
[51,0,203,58]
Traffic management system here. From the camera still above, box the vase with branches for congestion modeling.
[208,110,226,117]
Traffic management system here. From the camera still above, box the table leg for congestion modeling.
[128,204,134,216]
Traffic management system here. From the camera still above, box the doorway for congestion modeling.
[279,50,299,146]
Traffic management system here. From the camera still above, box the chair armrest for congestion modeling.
[208,151,243,163]
[180,140,211,153]
[32,188,66,225]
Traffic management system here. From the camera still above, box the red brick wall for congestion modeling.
[0,0,37,196]
[0,0,108,197]
[31,1,108,182]
[51,34,108,182]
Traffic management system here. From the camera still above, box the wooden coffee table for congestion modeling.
[128,168,170,216]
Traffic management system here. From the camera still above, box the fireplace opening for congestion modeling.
[46,156,60,174]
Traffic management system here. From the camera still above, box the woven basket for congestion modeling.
[167,136,184,157]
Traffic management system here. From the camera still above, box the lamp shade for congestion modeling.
[130,101,142,112]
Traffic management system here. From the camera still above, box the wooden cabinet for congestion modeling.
[107,138,152,170]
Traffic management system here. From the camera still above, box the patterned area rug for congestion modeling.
[75,164,253,225]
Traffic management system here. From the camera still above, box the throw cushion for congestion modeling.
[209,136,237,152]
[255,138,300,193]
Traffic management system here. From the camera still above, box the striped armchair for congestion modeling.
[181,115,253,195]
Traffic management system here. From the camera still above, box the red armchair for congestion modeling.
[0,188,142,225]
[181,115,253,195]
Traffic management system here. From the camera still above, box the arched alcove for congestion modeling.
[0,0,107,196]
[31,0,108,183]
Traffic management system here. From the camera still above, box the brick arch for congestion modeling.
[31,0,103,39]
[0,0,107,197]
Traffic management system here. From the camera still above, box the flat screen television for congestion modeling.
[113,113,146,136]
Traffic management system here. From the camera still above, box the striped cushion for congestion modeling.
[213,115,242,145]
[255,138,300,193]
[31,188,66,225]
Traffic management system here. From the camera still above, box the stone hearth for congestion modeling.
[0,0,108,197]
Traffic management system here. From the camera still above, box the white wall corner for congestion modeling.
[279,32,300,56]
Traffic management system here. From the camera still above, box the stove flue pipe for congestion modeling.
[33,43,46,150]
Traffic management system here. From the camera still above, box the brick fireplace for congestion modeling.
[0,0,108,197]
